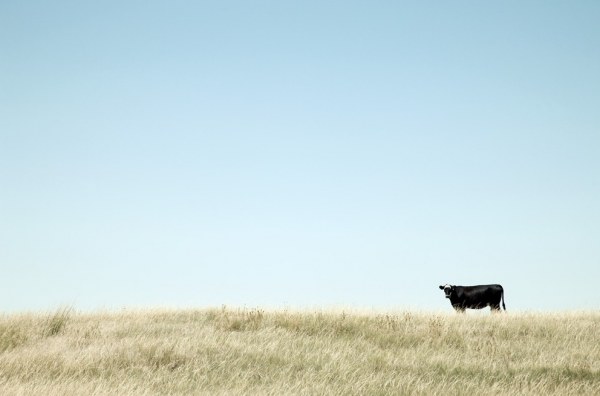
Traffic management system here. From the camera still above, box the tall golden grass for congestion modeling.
[0,307,598,395]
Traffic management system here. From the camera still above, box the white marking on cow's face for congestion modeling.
[442,284,452,298]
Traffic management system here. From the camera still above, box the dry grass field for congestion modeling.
[0,307,598,395]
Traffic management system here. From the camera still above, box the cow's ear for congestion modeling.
[438,285,444,290]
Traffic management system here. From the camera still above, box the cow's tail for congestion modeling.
[501,287,506,311]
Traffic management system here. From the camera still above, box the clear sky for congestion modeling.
[1,1,599,312]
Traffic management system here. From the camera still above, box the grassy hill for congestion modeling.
[0,307,598,395]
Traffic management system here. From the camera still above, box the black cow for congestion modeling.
[439,284,506,312]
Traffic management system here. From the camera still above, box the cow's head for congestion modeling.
[439,284,454,299]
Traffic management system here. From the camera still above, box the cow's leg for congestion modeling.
[454,306,466,314]
[490,304,501,313]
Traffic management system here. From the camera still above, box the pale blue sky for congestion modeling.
[1,1,599,311]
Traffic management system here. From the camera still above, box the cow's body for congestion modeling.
[439,284,506,312]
